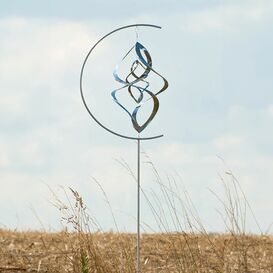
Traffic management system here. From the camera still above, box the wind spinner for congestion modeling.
[80,24,169,273]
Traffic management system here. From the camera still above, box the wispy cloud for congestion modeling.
[181,1,273,32]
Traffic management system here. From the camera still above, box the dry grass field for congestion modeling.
[1,170,272,272]
[0,230,273,273]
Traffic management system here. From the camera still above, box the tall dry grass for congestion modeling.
[46,159,273,273]
[0,160,272,272]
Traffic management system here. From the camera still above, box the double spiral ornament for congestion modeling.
[80,24,169,140]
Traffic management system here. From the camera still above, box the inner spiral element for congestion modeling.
[111,42,168,133]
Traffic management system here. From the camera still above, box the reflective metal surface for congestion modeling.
[111,41,168,133]
[80,24,167,140]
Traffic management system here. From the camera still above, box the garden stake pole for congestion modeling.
[137,138,141,273]
[80,24,169,273]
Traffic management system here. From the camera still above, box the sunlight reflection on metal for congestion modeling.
[111,41,168,133]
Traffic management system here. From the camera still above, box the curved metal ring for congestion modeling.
[80,24,164,141]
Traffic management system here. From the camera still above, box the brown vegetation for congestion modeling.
[0,230,272,273]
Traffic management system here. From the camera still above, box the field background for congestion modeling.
[1,230,273,273]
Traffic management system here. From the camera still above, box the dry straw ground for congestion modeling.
[0,230,272,272]
[1,165,272,272]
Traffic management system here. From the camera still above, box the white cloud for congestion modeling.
[213,135,244,150]
[0,94,27,115]
[0,18,96,87]
[0,153,9,168]
[267,104,273,118]
[181,1,273,32]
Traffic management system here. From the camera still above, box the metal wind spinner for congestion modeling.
[111,40,168,133]
[80,24,169,273]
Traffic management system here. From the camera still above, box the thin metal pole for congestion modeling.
[137,138,141,273]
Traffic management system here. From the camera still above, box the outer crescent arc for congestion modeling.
[80,24,163,141]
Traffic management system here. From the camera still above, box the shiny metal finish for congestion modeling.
[137,138,141,273]
[112,41,168,133]
[80,24,166,141]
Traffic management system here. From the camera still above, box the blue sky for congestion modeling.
[0,0,272,233]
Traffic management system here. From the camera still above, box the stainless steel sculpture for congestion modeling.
[80,24,168,273]
[112,40,168,133]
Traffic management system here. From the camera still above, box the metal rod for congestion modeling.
[137,138,141,273]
